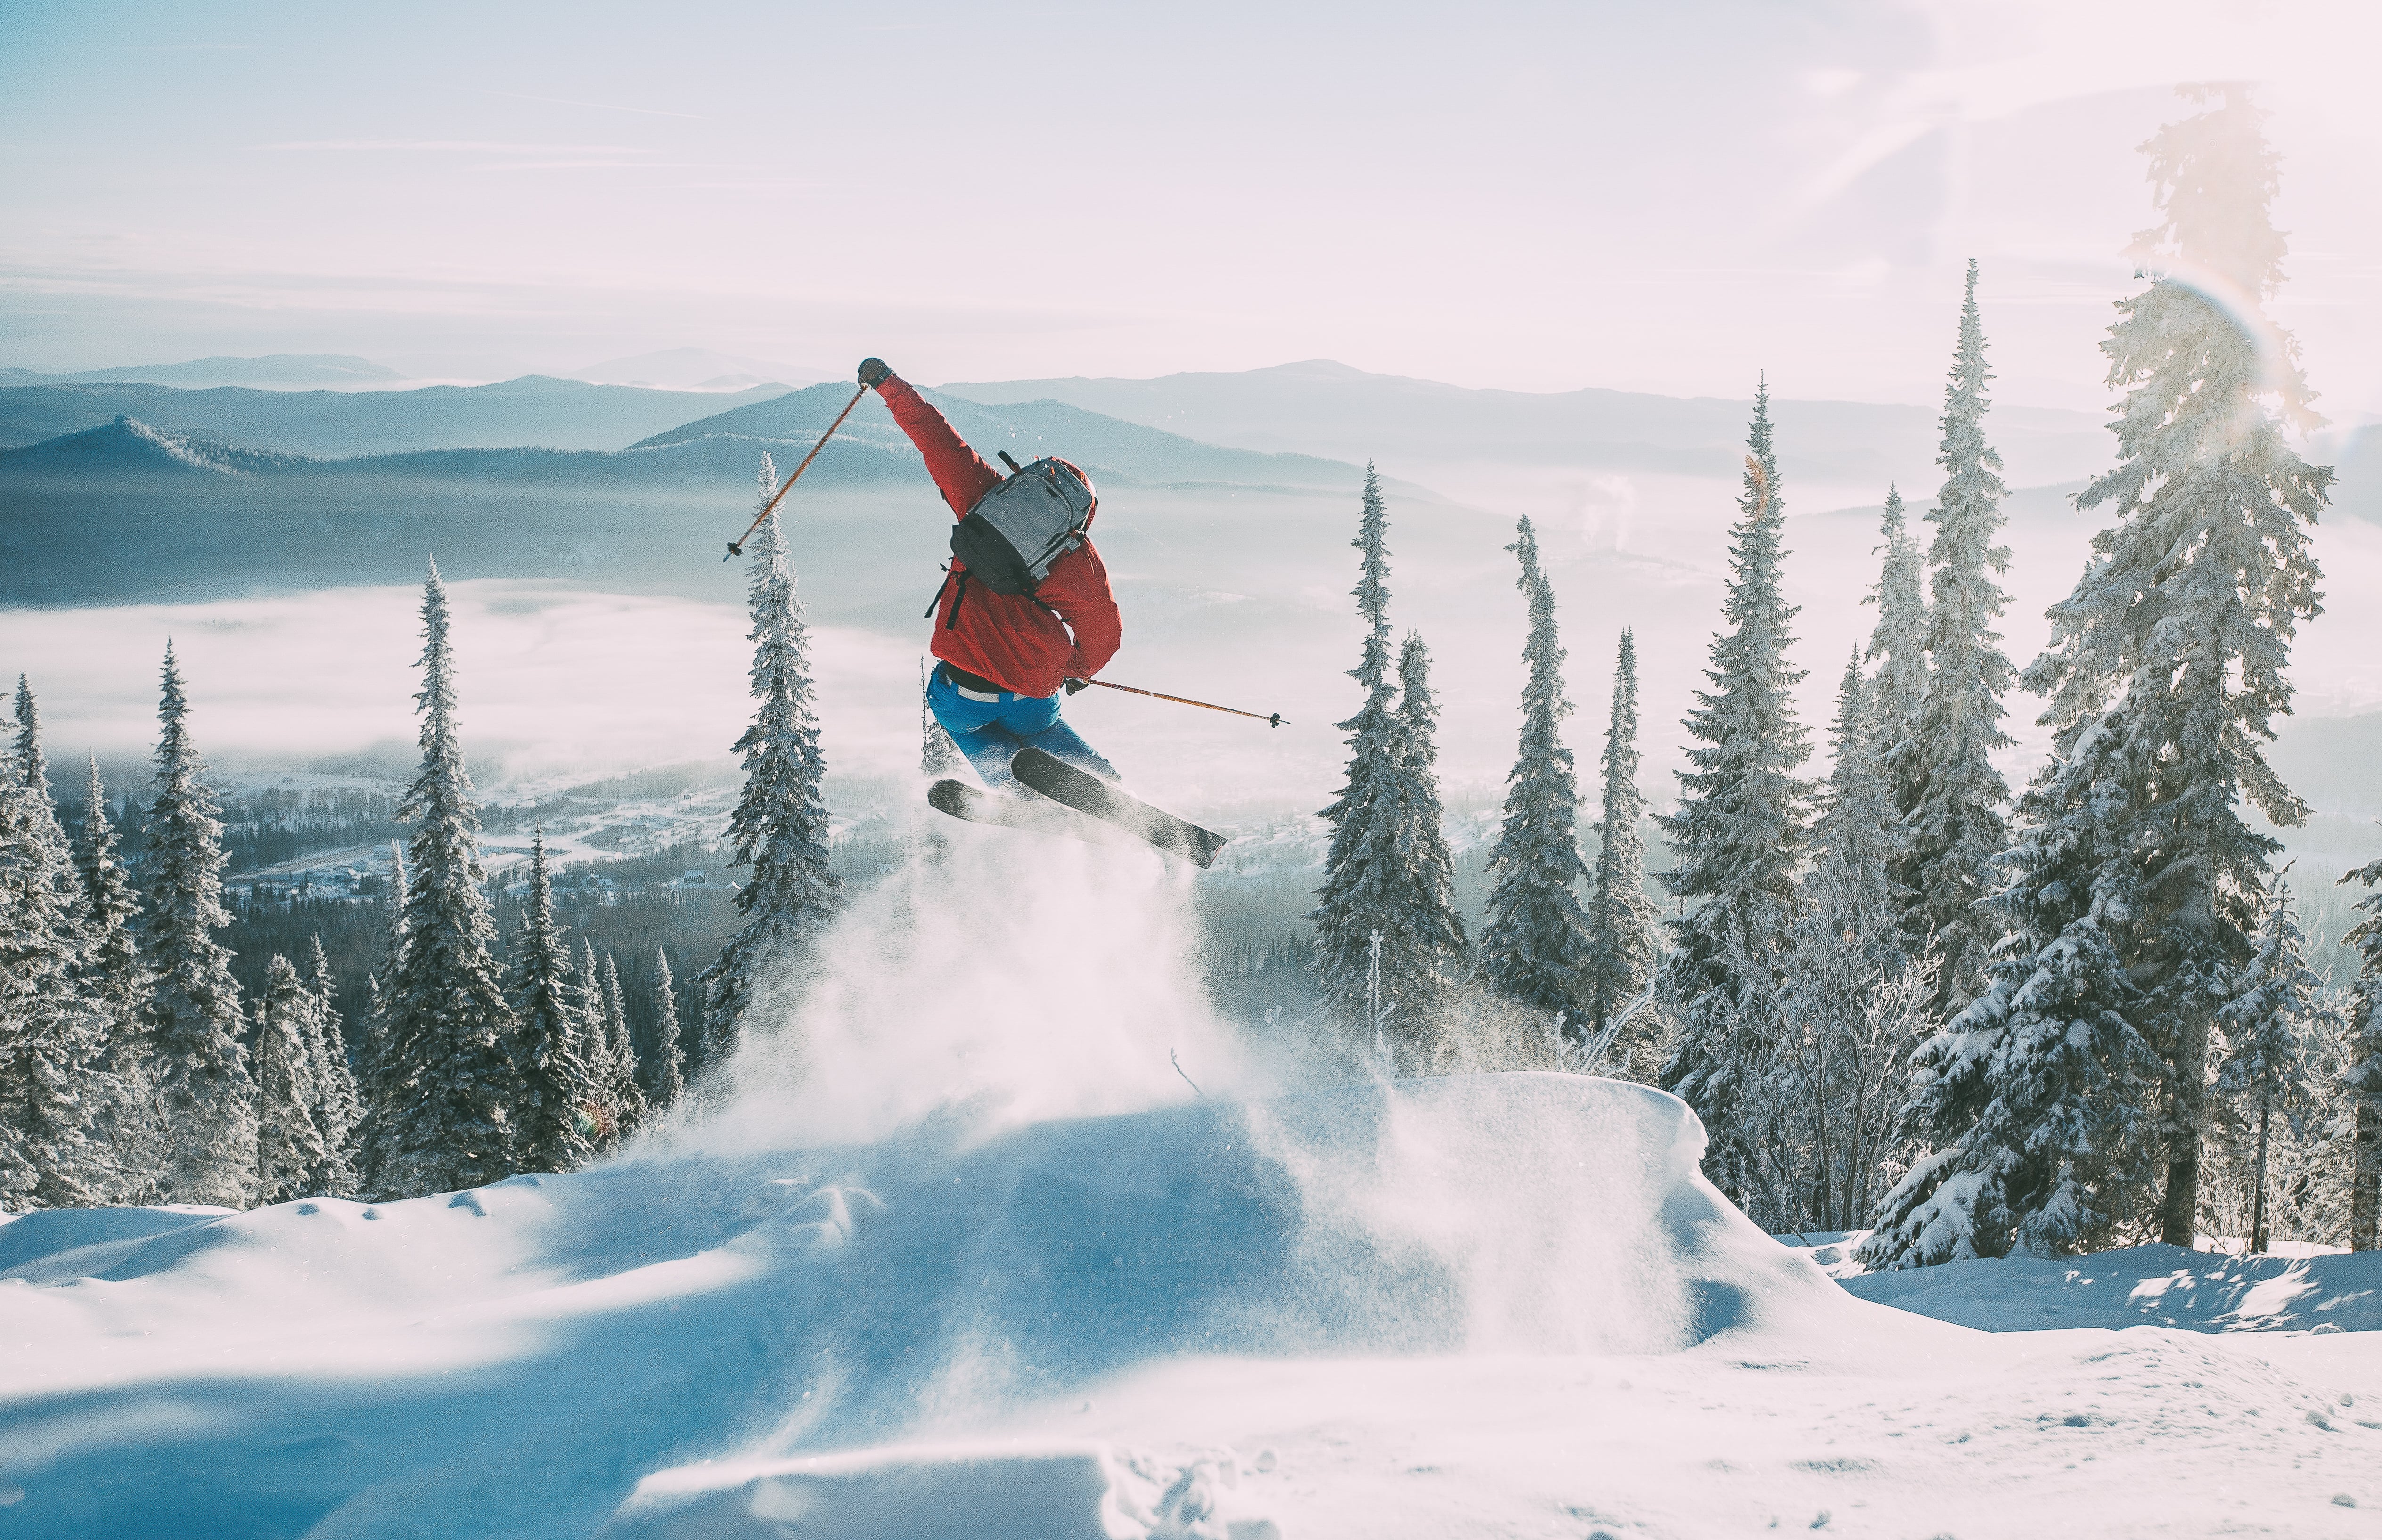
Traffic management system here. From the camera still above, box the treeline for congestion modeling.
[1295,89,2378,1260]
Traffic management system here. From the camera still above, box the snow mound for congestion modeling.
[0,1074,1847,1539]
[1839,1242,2382,1334]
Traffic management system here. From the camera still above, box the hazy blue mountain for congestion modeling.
[940,358,2116,489]
[0,377,793,456]
[0,354,405,389]
[0,391,1372,604]
[638,383,1362,489]
[569,348,835,390]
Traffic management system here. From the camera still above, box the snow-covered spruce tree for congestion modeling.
[1899,261,2015,1005]
[698,476,841,1073]
[1584,629,1663,1065]
[1657,391,1813,1200]
[505,830,597,1175]
[1863,486,1929,837]
[2342,857,2382,1251]
[0,684,106,1210]
[139,645,259,1207]
[1858,717,2166,1267]
[2213,881,2326,1254]
[251,954,330,1206]
[299,932,361,1190]
[1391,633,1468,1024]
[1310,467,1465,1060]
[380,562,520,1197]
[73,755,161,1202]
[649,947,687,1111]
[1477,517,1595,1036]
[1758,647,1932,1230]
[575,939,620,1146]
[351,840,409,1195]
[2027,84,2331,1247]
[600,952,646,1137]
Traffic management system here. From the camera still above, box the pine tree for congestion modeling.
[1811,646,1903,913]
[2026,85,2331,1246]
[1863,486,1929,832]
[649,947,687,1111]
[1584,629,1663,1056]
[2341,856,2382,1251]
[1658,387,1813,1199]
[300,932,361,1190]
[2214,881,2325,1254]
[1478,517,1595,1035]
[1310,466,1465,1055]
[251,954,330,1206]
[698,473,841,1071]
[381,562,519,1197]
[73,756,160,1202]
[577,939,616,1144]
[505,830,596,1174]
[1899,261,2016,1004]
[601,952,646,1137]
[0,680,105,1210]
[139,645,258,1208]
[1859,717,2165,1266]
[352,840,409,1195]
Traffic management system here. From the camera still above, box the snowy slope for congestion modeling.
[3,840,2378,1538]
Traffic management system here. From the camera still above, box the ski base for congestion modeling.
[1009,746,1230,868]
[925,778,1140,852]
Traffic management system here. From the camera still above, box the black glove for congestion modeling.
[1063,676,1089,695]
[857,357,892,388]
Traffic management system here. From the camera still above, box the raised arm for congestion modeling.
[865,362,1002,519]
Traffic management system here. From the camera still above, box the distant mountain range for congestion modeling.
[567,348,835,391]
[941,359,2121,491]
[0,354,405,390]
[0,385,1374,604]
[0,377,794,457]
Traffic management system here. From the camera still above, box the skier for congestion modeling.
[858,356,1122,791]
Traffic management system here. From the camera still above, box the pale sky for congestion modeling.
[2,0,2378,413]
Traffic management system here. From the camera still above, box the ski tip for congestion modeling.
[926,779,975,819]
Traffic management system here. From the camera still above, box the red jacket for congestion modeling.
[876,374,1122,699]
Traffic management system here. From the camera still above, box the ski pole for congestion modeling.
[723,383,869,560]
[1083,678,1285,728]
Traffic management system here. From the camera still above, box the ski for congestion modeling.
[1008,746,1230,868]
[925,777,1143,852]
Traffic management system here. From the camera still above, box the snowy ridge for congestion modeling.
[0,1074,1841,1537]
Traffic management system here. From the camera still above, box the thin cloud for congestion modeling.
[483,89,705,121]
[263,139,646,154]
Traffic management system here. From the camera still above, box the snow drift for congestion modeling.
[0,1072,1846,1539]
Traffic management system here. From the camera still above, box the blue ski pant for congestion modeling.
[926,668,1120,790]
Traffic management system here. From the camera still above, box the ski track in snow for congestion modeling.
[3,838,2378,1539]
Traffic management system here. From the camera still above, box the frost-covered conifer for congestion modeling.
[1310,468,1464,1055]
[1859,717,2164,1267]
[0,682,105,1210]
[2214,882,2325,1253]
[2341,857,2382,1251]
[698,468,841,1071]
[649,948,687,1110]
[1658,389,1813,1198]
[73,756,160,1201]
[506,831,596,1174]
[1478,518,1595,1035]
[252,955,330,1205]
[139,646,258,1207]
[600,952,646,1137]
[381,562,519,1197]
[1584,630,1663,1058]
[1899,261,2016,1003]
[300,932,361,1187]
[1863,487,1929,833]
[352,840,408,1195]
[577,939,616,1143]
[1810,646,1902,911]
[2027,85,2331,1246]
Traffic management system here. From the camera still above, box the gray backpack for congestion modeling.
[948,457,1097,596]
